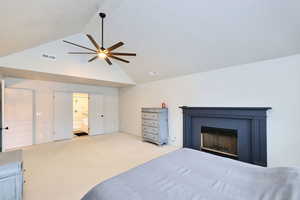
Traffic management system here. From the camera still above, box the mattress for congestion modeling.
[82,148,300,200]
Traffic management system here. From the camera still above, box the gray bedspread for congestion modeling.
[82,148,300,200]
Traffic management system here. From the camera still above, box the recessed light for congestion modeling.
[149,71,158,76]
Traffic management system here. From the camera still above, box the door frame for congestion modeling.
[0,80,4,152]
[72,92,90,135]
[53,90,105,139]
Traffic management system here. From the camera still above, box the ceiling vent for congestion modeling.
[42,54,56,60]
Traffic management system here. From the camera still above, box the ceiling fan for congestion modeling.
[63,13,136,66]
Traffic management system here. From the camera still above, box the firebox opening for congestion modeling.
[200,126,238,158]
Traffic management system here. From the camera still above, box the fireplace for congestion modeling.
[180,107,271,166]
[201,126,238,158]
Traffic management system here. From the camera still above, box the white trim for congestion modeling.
[1,80,5,152]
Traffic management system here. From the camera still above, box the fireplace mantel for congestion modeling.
[180,106,272,167]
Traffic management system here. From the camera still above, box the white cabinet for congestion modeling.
[0,150,23,200]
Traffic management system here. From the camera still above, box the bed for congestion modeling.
[82,148,300,200]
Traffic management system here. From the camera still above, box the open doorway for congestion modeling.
[73,93,89,137]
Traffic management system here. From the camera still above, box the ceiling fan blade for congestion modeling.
[63,40,97,52]
[69,52,97,54]
[107,42,124,52]
[86,34,100,50]
[88,56,98,62]
[108,55,130,63]
[110,52,136,56]
[104,57,112,65]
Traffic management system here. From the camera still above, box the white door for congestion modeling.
[0,80,5,152]
[89,94,104,135]
[54,92,73,141]
[35,93,55,144]
[4,88,33,150]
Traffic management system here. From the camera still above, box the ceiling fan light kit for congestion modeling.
[63,13,136,66]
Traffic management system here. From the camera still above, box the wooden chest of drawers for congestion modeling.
[142,108,168,145]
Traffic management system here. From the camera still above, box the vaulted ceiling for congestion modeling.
[1,0,300,83]
[0,0,100,56]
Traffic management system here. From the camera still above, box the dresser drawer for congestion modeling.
[0,176,17,200]
[0,163,20,178]
[0,150,23,200]
[142,120,159,127]
[142,126,159,134]
[142,112,159,120]
[143,132,158,141]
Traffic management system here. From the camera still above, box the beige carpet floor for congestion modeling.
[22,133,178,200]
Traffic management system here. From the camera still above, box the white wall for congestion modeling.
[4,77,119,144]
[119,54,300,168]
[0,34,135,85]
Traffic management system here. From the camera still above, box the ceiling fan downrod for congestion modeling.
[99,13,106,50]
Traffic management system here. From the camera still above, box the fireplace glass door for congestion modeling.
[201,126,238,158]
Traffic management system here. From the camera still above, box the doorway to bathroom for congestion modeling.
[73,93,89,136]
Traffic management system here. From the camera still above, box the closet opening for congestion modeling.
[73,93,89,137]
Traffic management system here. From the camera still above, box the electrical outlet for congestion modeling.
[171,136,177,142]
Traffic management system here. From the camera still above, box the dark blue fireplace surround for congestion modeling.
[180,107,271,167]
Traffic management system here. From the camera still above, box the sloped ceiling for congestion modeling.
[85,0,300,82]
[0,0,101,56]
[0,34,135,87]
[1,0,300,83]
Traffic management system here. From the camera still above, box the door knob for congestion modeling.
[0,127,8,130]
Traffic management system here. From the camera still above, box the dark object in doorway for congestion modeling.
[74,132,88,137]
